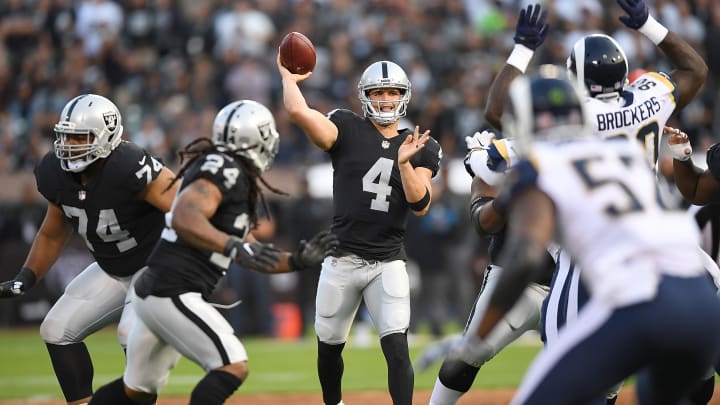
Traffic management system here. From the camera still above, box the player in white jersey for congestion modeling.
[451,67,720,405]
[481,1,712,402]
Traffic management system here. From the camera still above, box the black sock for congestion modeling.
[606,396,618,405]
[46,342,93,402]
[318,339,345,405]
[89,377,155,405]
[688,376,715,405]
[437,358,480,393]
[380,332,413,405]
[189,369,243,405]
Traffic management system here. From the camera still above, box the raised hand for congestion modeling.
[464,130,497,177]
[514,4,549,50]
[290,230,339,271]
[617,0,649,29]
[398,126,431,164]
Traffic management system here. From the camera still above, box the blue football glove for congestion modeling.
[514,4,549,51]
[617,0,649,29]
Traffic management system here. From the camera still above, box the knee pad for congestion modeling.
[438,358,480,393]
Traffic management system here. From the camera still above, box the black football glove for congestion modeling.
[0,267,36,299]
[289,230,339,271]
[224,237,282,272]
[617,0,649,29]
[514,3,549,51]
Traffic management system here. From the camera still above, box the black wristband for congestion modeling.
[288,255,305,272]
[16,267,36,289]
[408,187,430,212]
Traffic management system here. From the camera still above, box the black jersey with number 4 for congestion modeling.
[34,141,165,277]
[137,152,252,299]
[327,109,442,261]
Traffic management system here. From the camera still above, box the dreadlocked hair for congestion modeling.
[165,137,287,226]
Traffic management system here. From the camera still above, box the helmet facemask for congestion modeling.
[357,61,411,126]
[54,94,124,173]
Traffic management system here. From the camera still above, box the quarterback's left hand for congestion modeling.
[446,334,494,368]
[398,126,431,164]
[617,0,649,29]
[290,230,339,271]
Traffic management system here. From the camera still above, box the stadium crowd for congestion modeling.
[1,0,719,333]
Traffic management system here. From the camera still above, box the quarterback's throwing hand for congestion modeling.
[514,4,549,50]
[290,230,339,271]
[617,0,649,29]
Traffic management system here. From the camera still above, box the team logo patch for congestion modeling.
[381,140,390,149]
[78,190,86,201]
[103,112,118,131]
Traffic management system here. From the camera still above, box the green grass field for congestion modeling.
[0,327,541,401]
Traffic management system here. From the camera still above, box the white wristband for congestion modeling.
[638,15,669,45]
[506,44,534,74]
[669,142,692,161]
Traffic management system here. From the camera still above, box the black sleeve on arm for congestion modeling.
[490,236,548,313]
[469,196,495,235]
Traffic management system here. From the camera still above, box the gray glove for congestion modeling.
[224,237,282,272]
[289,230,339,271]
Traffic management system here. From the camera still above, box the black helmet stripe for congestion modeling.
[222,101,245,144]
[64,94,88,121]
[381,61,388,78]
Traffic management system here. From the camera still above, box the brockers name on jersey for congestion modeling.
[595,96,661,132]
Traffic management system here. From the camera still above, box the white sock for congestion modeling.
[429,377,465,405]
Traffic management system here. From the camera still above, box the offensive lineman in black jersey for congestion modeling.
[278,54,442,405]
[89,100,338,405]
[0,94,178,405]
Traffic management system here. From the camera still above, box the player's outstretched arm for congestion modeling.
[485,3,549,129]
[277,53,339,151]
[668,127,720,204]
[0,204,73,298]
[616,0,707,109]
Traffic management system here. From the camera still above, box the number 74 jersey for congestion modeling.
[586,71,678,167]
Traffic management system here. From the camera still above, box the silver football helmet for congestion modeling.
[212,100,279,172]
[357,61,411,126]
[54,94,124,172]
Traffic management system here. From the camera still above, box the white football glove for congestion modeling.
[465,130,496,151]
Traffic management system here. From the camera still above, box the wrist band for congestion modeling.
[669,142,692,161]
[638,15,669,45]
[16,267,36,289]
[408,187,431,212]
[506,44,535,74]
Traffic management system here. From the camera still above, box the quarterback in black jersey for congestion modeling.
[279,54,442,405]
[0,94,178,405]
[89,100,338,405]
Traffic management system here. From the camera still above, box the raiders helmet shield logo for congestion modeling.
[258,122,272,141]
[103,112,118,131]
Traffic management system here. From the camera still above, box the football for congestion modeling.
[279,32,316,75]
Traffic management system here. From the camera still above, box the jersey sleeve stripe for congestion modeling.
[647,72,678,107]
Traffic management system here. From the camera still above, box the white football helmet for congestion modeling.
[212,100,279,172]
[54,94,124,172]
[357,61,411,126]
